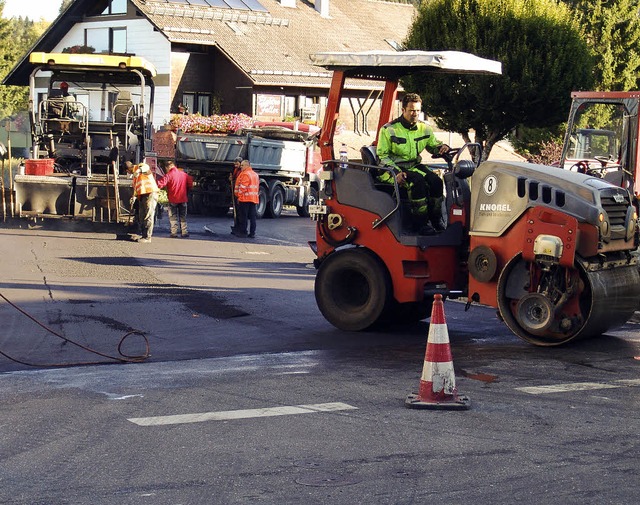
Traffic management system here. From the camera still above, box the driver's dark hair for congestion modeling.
[402,93,422,108]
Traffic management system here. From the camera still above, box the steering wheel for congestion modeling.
[431,147,460,170]
[571,160,590,174]
[593,155,612,167]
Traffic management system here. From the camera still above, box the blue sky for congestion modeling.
[3,0,62,21]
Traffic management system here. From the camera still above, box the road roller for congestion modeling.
[308,50,640,346]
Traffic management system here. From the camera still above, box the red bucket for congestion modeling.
[25,158,55,176]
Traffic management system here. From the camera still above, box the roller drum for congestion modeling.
[578,265,640,339]
[497,255,640,346]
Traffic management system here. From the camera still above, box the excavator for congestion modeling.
[308,50,640,346]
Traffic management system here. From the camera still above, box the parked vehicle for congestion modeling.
[13,52,155,223]
[559,91,639,209]
[309,50,640,346]
[154,122,321,218]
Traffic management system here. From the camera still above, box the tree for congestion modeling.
[564,0,640,91]
[0,13,45,119]
[403,0,594,160]
[60,0,73,14]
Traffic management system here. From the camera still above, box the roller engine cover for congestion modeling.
[470,161,633,239]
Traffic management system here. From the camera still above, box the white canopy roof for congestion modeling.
[310,50,502,77]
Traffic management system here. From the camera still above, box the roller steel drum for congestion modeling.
[497,254,640,346]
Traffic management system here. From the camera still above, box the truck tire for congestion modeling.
[256,184,268,219]
[266,183,284,218]
[211,206,230,217]
[315,248,391,331]
[297,186,318,217]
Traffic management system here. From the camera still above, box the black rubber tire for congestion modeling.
[256,184,268,219]
[297,186,318,217]
[211,206,230,217]
[314,248,391,331]
[188,194,203,215]
[266,184,284,218]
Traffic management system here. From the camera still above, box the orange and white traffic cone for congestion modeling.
[405,294,471,410]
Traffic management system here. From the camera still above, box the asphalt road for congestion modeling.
[1,210,639,505]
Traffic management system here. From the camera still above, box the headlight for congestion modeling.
[598,212,611,242]
[625,206,638,242]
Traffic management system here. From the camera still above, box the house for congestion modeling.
[3,0,416,130]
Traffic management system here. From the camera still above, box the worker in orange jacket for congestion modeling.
[230,156,243,234]
[233,159,259,238]
[126,161,159,243]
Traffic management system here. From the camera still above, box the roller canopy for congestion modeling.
[309,50,502,80]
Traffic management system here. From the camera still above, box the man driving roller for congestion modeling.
[376,92,449,234]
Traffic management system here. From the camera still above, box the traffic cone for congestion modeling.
[405,294,471,410]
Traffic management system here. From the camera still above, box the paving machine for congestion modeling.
[13,52,156,223]
[309,50,640,346]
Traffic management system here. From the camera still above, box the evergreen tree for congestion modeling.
[564,0,640,91]
[0,4,46,119]
[60,0,74,14]
[403,0,594,160]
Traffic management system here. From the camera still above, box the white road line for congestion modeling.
[128,402,358,427]
[516,379,640,395]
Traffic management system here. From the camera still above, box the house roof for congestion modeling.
[4,0,416,88]
[134,0,416,87]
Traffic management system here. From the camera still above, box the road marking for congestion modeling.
[516,379,640,395]
[128,402,357,427]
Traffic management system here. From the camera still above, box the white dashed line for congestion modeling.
[516,379,640,395]
[128,402,358,426]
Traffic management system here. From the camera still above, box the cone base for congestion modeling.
[404,393,471,410]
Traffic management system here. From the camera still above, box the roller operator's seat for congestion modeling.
[360,145,412,230]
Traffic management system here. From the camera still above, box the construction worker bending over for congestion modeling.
[126,161,159,243]
[376,92,449,235]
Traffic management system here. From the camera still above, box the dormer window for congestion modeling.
[102,0,127,15]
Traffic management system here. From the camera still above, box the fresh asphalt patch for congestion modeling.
[140,283,249,319]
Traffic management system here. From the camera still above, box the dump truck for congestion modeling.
[153,122,321,218]
[12,52,156,223]
[308,50,640,346]
[559,91,640,210]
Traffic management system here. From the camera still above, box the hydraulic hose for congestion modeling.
[0,291,150,368]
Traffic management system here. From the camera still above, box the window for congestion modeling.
[182,93,212,116]
[112,28,127,54]
[85,27,127,54]
[86,28,109,53]
[102,0,127,15]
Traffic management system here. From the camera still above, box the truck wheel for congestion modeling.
[297,186,318,217]
[256,184,268,219]
[211,206,230,217]
[315,248,390,331]
[266,184,284,218]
